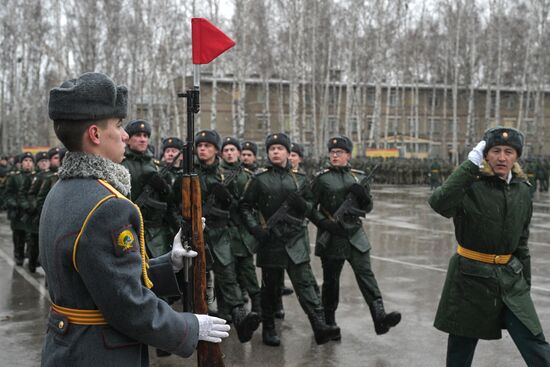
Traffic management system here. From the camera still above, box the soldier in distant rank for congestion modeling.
[4,152,34,266]
[122,120,172,258]
[22,151,50,272]
[160,137,185,238]
[289,142,304,172]
[36,147,62,215]
[311,136,401,339]
[219,137,261,317]
[0,155,10,210]
[240,133,340,347]
[430,159,442,190]
[41,72,228,366]
[195,129,260,343]
[241,141,259,172]
[429,127,550,366]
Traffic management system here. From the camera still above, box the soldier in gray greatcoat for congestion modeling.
[40,72,229,367]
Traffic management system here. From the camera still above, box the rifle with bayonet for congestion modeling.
[178,88,225,367]
[317,163,380,246]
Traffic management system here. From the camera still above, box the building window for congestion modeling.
[256,113,270,130]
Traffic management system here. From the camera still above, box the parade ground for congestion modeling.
[1,185,550,367]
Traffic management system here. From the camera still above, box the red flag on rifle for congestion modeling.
[192,18,235,64]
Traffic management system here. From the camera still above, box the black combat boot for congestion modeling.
[232,306,261,343]
[369,298,401,335]
[250,293,262,317]
[262,319,280,346]
[324,309,341,341]
[307,309,341,345]
[274,296,285,320]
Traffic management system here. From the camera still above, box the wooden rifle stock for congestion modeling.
[180,86,225,367]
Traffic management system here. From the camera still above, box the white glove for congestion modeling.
[468,140,486,167]
[195,314,230,343]
[171,228,198,272]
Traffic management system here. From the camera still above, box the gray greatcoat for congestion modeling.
[39,152,199,367]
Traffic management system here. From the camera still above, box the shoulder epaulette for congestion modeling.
[351,168,365,175]
[254,167,269,176]
[314,169,330,178]
[243,167,253,175]
[153,159,161,165]
[293,169,306,176]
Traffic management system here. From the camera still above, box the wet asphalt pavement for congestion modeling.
[2,185,550,366]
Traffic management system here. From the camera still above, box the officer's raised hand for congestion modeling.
[467,140,486,167]
[194,314,231,343]
[171,228,198,272]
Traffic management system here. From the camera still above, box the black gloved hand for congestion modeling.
[287,192,307,216]
[349,183,370,204]
[210,182,232,208]
[317,218,342,235]
[149,173,171,195]
[250,225,269,242]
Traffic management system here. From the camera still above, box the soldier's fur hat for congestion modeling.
[49,72,127,121]
[291,142,304,158]
[265,133,291,153]
[195,129,221,151]
[222,137,241,151]
[161,137,184,153]
[125,119,152,137]
[48,147,61,159]
[327,136,353,153]
[20,152,34,162]
[36,151,49,162]
[241,141,258,156]
[483,127,524,157]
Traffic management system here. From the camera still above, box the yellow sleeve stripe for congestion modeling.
[72,194,116,272]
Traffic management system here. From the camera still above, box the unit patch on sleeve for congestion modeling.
[112,225,138,256]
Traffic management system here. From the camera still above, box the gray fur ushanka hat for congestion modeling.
[48,72,128,121]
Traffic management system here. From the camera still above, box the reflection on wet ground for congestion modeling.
[1,185,550,366]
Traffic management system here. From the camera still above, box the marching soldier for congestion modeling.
[41,72,228,366]
[311,136,401,339]
[240,132,340,346]
[219,137,261,317]
[0,155,9,210]
[22,151,50,272]
[160,136,185,238]
[122,120,173,258]
[429,127,550,366]
[241,141,259,172]
[289,142,304,172]
[36,147,63,215]
[195,129,260,343]
[4,152,34,266]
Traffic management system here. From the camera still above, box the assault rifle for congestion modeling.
[134,151,182,211]
[263,185,306,238]
[179,88,225,367]
[317,163,380,246]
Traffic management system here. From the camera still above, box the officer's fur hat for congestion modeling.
[222,137,241,151]
[291,142,304,158]
[35,151,49,162]
[483,127,524,157]
[20,152,34,162]
[49,72,128,121]
[125,119,152,137]
[195,129,221,151]
[48,147,61,159]
[162,137,184,153]
[265,133,291,153]
[327,136,353,153]
[242,141,258,156]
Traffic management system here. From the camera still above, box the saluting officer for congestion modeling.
[4,151,34,266]
[240,133,340,346]
[311,136,401,339]
[40,72,229,366]
[429,127,550,366]
[195,129,260,343]
[122,120,172,258]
